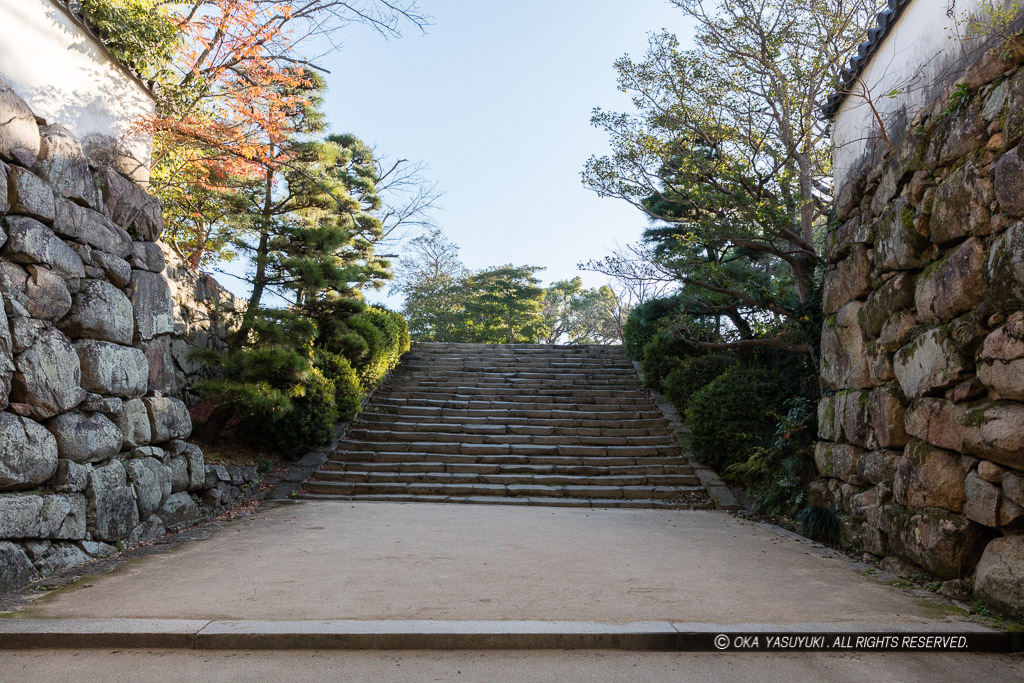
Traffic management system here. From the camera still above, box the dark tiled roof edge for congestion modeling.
[822,0,913,120]
[49,0,158,98]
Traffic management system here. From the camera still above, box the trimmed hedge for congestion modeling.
[639,331,692,390]
[314,350,363,420]
[349,307,410,390]
[684,367,788,471]
[246,367,339,459]
[662,353,738,413]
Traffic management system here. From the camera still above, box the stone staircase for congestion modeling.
[300,343,712,508]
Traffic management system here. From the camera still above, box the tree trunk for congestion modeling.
[233,167,276,349]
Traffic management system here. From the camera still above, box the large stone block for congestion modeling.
[0,78,40,166]
[929,161,993,243]
[11,327,85,419]
[1004,471,1024,507]
[934,106,987,168]
[90,250,132,288]
[59,279,135,345]
[32,542,90,576]
[915,238,985,324]
[820,301,872,391]
[3,216,84,278]
[0,493,43,537]
[874,199,929,272]
[54,459,88,493]
[145,335,176,394]
[44,411,123,464]
[0,412,58,490]
[143,396,192,442]
[977,324,1024,400]
[904,398,964,452]
[893,440,968,513]
[0,161,7,213]
[116,397,152,448]
[836,390,875,449]
[985,221,1024,310]
[857,449,902,485]
[964,472,1001,527]
[130,270,174,341]
[0,541,37,591]
[994,147,1024,217]
[41,493,86,540]
[74,339,148,397]
[52,197,131,258]
[0,292,13,409]
[814,441,867,483]
[33,124,100,209]
[23,265,71,321]
[6,166,55,222]
[817,395,841,441]
[156,491,199,527]
[86,460,138,542]
[880,505,990,580]
[95,166,164,242]
[960,402,1024,470]
[129,241,165,273]
[126,457,171,519]
[893,326,970,398]
[824,216,873,261]
[868,384,908,449]
[823,245,872,315]
[859,272,916,338]
[974,536,1024,620]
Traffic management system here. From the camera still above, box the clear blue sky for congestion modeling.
[308,0,693,307]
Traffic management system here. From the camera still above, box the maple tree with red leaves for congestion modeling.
[85,0,431,267]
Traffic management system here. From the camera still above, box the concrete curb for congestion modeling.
[0,619,1015,651]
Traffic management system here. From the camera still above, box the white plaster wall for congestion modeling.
[0,0,155,178]
[832,0,1007,187]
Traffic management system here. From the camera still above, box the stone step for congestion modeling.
[300,480,703,500]
[380,384,646,396]
[397,367,638,378]
[376,391,649,403]
[366,405,663,421]
[318,460,695,477]
[374,398,657,412]
[354,412,672,430]
[310,470,701,487]
[350,420,671,438]
[330,450,686,468]
[295,492,706,509]
[304,342,709,510]
[336,441,683,457]
[345,428,677,447]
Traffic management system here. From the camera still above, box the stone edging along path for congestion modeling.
[0,618,1012,652]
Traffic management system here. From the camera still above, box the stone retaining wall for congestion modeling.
[817,46,1024,617]
[0,78,250,592]
[162,245,244,406]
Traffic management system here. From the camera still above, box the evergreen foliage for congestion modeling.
[639,331,693,390]
[684,367,788,471]
[662,353,737,413]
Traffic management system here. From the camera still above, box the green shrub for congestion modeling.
[662,353,738,413]
[314,351,363,420]
[246,368,338,459]
[622,296,680,359]
[684,367,788,471]
[639,331,691,389]
[349,307,410,390]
